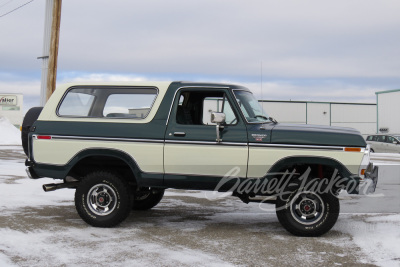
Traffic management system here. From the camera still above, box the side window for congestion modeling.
[103,93,155,118]
[372,135,378,141]
[58,91,95,116]
[58,87,158,118]
[377,135,386,142]
[386,136,395,143]
[366,136,372,141]
[175,91,237,125]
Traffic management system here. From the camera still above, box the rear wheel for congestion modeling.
[75,171,132,227]
[276,190,339,236]
[132,188,164,210]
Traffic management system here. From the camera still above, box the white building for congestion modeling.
[376,89,400,134]
[0,94,23,127]
[260,100,376,135]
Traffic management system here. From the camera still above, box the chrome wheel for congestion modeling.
[87,183,117,216]
[289,191,325,225]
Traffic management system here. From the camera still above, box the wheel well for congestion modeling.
[274,163,339,179]
[68,155,137,184]
[268,156,352,179]
[267,158,354,195]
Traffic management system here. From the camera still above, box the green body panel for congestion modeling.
[270,124,366,147]
[32,119,167,140]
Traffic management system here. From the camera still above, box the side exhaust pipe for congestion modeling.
[43,182,79,192]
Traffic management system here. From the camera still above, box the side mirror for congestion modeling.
[211,112,226,124]
[211,112,225,143]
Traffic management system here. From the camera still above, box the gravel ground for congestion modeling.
[0,145,399,267]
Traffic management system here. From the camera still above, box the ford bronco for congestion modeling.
[22,81,378,236]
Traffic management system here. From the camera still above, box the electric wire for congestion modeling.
[0,0,34,18]
[0,0,14,9]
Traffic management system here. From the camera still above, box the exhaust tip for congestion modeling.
[42,184,57,192]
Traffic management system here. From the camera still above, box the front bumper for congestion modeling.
[361,163,379,194]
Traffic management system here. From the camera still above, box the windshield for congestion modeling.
[233,90,270,123]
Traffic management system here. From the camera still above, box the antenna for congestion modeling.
[260,61,263,101]
[260,61,265,114]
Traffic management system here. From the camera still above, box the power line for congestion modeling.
[0,0,34,18]
[0,0,14,9]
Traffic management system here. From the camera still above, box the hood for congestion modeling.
[270,123,366,147]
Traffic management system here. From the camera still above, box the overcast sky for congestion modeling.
[1,0,400,111]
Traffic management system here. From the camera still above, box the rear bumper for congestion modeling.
[25,159,41,179]
[25,166,41,179]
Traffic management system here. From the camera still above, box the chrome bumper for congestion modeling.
[25,166,41,179]
[361,164,379,194]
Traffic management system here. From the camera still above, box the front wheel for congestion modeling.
[75,171,132,227]
[276,190,339,236]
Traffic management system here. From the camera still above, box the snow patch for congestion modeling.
[0,252,15,267]
[0,116,21,145]
[336,214,400,267]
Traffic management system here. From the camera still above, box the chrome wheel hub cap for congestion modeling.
[87,184,117,216]
[290,192,325,225]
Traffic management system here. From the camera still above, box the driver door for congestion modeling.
[163,88,248,189]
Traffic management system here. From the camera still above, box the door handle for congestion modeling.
[173,132,186,137]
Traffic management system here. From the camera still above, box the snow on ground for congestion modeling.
[0,116,21,145]
[0,145,399,266]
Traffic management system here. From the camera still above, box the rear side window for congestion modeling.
[58,87,158,119]
[58,91,95,116]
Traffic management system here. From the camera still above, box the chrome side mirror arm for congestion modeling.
[211,112,226,143]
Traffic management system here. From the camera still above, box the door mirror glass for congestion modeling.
[211,112,226,124]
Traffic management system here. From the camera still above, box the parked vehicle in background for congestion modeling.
[366,134,400,153]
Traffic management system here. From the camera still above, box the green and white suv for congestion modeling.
[22,81,378,236]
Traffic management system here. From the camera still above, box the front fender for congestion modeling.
[267,156,360,194]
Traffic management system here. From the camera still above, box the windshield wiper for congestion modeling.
[269,116,278,124]
[254,115,278,124]
[254,115,269,120]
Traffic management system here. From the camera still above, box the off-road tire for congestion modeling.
[132,188,164,210]
[75,171,132,227]
[276,190,340,237]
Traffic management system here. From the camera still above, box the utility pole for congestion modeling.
[39,0,62,105]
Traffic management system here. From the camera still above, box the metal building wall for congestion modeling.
[376,90,400,134]
[260,100,376,135]
[331,103,376,134]
[261,102,306,123]
[307,103,330,126]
